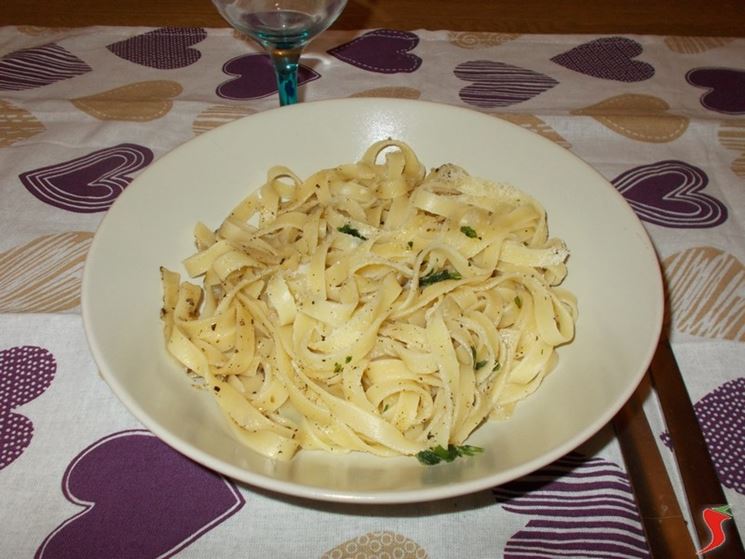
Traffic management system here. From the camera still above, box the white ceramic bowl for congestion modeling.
[82,99,663,503]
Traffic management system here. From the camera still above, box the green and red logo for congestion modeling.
[698,505,734,555]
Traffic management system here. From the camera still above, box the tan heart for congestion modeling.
[664,36,734,54]
[321,531,428,559]
[0,231,93,313]
[349,86,421,99]
[448,31,520,49]
[663,246,744,341]
[231,29,254,45]
[17,26,75,36]
[72,80,182,121]
[491,113,571,149]
[571,94,688,143]
[192,104,257,135]
[718,119,745,178]
[0,100,45,147]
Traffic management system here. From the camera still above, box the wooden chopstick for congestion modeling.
[613,383,698,558]
[649,338,745,558]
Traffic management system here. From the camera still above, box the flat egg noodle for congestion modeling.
[161,140,577,460]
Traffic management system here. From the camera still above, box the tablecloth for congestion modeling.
[0,25,743,558]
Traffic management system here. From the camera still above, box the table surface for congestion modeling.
[3,0,745,36]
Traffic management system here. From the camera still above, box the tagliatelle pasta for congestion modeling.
[160,140,577,461]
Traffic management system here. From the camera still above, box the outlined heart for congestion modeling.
[719,119,745,178]
[216,53,320,100]
[193,104,257,135]
[1,99,45,147]
[0,43,91,91]
[348,86,421,99]
[571,94,689,143]
[661,378,744,494]
[19,144,154,213]
[551,37,655,82]
[686,67,745,115]
[454,60,558,108]
[490,113,570,149]
[17,26,75,36]
[612,160,727,228]
[107,27,207,69]
[1,346,56,470]
[448,31,520,49]
[664,36,734,54]
[0,232,93,313]
[36,430,245,558]
[662,246,744,341]
[328,29,422,73]
[72,80,183,121]
[493,452,650,558]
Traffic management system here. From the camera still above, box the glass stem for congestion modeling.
[270,47,302,106]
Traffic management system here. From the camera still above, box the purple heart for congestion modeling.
[686,67,745,115]
[0,346,56,470]
[551,37,655,82]
[612,160,727,228]
[216,53,320,100]
[328,29,421,73]
[661,378,744,495]
[19,144,153,213]
[107,27,207,69]
[0,43,91,91]
[454,60,558,108]
[36,430,245,559]
[494,452,650,558]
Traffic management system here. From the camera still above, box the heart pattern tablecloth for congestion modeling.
[1,26,743,558]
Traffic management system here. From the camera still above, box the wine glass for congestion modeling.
[211,0,348,106]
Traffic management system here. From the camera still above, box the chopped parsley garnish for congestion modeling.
[470,347,487,370]
[345,355,352,363]
[416,444,484,465]
[492,362,501,372]
[337,224,367,240]
[460,225,478,238]
[407,240,414,249]
[419,269,462,288]
[514,295,523,309]
[333,362,343,373]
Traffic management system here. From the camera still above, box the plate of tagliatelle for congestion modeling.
[82,98,663,503]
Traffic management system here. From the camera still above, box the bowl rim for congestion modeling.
[81,97,665,503]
